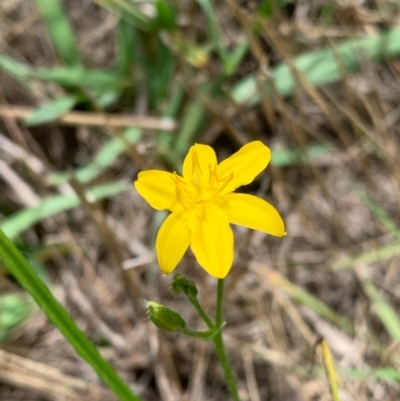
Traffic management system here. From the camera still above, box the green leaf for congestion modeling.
[0,181,130,240]
[35,0,80,65]
[0,229,142,401]
[24,95,78,126]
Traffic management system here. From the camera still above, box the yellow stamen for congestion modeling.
[191,150,202,185]
[215,171,234,195]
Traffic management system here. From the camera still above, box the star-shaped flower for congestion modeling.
[135,141,285,278]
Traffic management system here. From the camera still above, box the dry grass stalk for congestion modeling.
[0,105,177,131]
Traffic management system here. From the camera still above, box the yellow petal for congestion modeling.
[156,212,190,274]
[183,144,217,186]
[217,141,271,194]
[221,193,286,236]
[135,170,177,211]
[190,205,234,278]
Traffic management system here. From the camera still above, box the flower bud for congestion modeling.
[146,301,186,332]
[171,274,198,298]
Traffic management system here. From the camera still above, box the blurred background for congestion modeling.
[1,0,400,400]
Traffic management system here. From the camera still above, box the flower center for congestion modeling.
[174,154,233,210]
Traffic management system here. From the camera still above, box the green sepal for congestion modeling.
[146,301,186,332]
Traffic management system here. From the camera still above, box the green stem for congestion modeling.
[215,279,224,327]
[180,326,220,340]
[212,279,241,401]
[187,294,214,329]
[0,229,142,401]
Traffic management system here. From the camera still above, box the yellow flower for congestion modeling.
[134,141,286,278]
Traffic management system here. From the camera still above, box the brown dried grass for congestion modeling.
[1,1,400,400]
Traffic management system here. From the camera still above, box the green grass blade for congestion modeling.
[0,294,36,341]
[35,0,80,66]
[155,0,177,30]
[161,82,215,169]
[0,181,130,240]
[258,0,292,17]
[361,278,400,342]
[47,128,142,185]
[171,88,209,168]
[351,182,400,241]
[117,18,136,77]
[333,241,400,271]
[33,67,125,90]
[0,54,126,91]
[0,230,142,401]
[265,270,354,334]
[345,367,400,382]
[167,31,211,68]
[346,183,400,341]
[156,83,185,163]
[96,0,154,32]
[224,38,249,77]
[195,0,228,67]
[0,53,31,81]
[271,143,334,167]
[24,95,78,126]
[144,38,176,108]
[312,366,400,383]
[232,26,400,105]
[0,55,125,96]
[348,181,400,342]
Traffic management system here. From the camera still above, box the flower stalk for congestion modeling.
[175,276,241,401]
[212,279,241,401]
